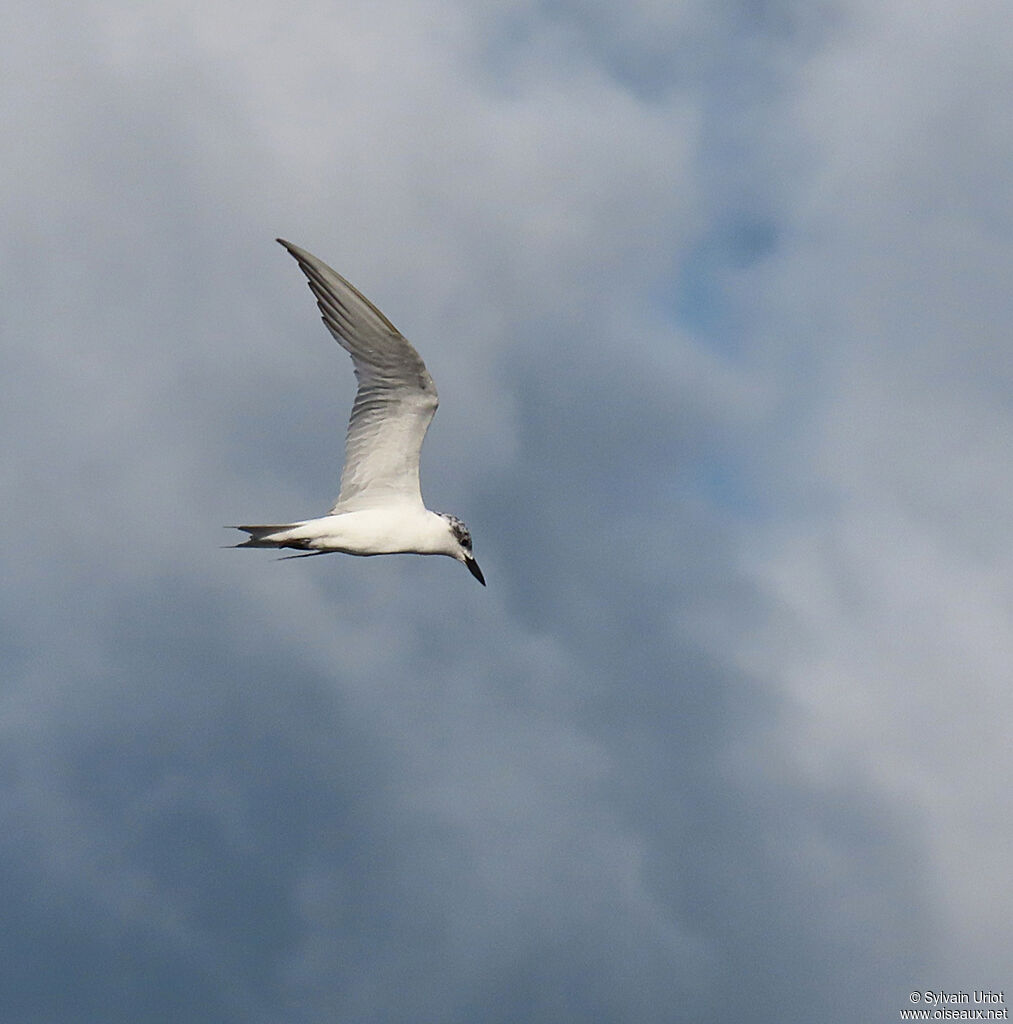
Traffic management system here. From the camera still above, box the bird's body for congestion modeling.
[233,240,485,585]
[239,508,465,558]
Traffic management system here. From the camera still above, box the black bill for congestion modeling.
[465,555,486,586]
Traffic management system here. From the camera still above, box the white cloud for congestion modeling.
[725,0,1013,984]
[2,0,1012,1019]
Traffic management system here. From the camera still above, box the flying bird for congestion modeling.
[233,239,485,585]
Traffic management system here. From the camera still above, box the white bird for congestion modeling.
[233,239,485,585]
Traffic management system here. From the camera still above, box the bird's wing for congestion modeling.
[277,239,439,513]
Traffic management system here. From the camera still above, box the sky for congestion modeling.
[3,1,1012,1021]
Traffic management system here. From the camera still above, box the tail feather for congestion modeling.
[230,524,302,549]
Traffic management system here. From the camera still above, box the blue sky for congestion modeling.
[3,2,1012,1021]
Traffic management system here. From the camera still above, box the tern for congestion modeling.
[233,239,485,585]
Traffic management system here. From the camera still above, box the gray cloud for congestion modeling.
[2,1,1011,1020]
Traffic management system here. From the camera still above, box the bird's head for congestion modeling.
[440,513,485,586]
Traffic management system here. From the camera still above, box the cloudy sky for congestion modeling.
[3,1,1012,1021]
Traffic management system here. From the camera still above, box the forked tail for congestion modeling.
[230,524,301,549]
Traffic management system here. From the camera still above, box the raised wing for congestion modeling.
[277,239,439,513]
